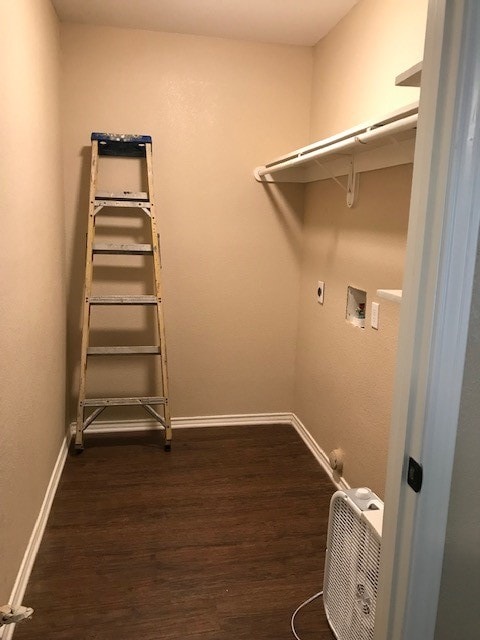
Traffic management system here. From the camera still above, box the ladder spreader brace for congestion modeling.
[75,132,172,452]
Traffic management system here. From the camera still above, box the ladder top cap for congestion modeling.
[91,132,152,144]
[91,132,152,157]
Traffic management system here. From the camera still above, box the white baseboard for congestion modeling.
[3,412,347,639]
[173,412,294,428]
[69,411,294,435]
[290,414,351,492]
[1,434,69,640]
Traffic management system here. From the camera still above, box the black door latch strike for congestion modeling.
[407,457,423,493]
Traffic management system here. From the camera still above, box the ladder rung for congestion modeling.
[89,295,158,305]
[95,190,149,201]
[87,346,160,355]
[93,243,153,255]
[94,199,151,208]
[82,396,166,407]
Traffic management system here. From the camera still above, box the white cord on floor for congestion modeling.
[290,590,323,640]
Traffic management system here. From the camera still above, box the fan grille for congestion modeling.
[324,495,381,640]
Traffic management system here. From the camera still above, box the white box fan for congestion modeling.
[323,488,384,640]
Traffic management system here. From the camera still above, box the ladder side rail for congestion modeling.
[75,140,100,449]
[145,144,172,448]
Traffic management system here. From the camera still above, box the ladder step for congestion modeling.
[87,346,161,355]
[82,396,167,407]
[89,295,158,305]
[93,243,153,255]
[94,199,151,208]
[95,190,149,201]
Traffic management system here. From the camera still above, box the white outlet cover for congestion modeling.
[371,301,380,329]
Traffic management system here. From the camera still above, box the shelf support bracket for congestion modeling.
[346,159,357,208]
[313,157,357,208]
[313,159,348,193]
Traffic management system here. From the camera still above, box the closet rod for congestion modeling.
[254,113,418,181]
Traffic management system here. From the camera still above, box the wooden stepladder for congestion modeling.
[75,133,171,452]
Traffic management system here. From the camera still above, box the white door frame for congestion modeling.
[374,1,480,639]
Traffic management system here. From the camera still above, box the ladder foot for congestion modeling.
[74,443,84,454]
[164,442,171,452]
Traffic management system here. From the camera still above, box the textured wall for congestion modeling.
[294,167,411,496]
[310,0,428,140]
[294,0,427,496]
[61,25,312,422]
[0,0,65,602]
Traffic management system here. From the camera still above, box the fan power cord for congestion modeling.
[291,590,323,640]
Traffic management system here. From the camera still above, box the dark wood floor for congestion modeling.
[14,425,335,640]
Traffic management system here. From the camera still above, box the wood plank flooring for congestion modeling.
[13,425,335,640]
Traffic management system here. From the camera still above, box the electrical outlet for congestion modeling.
[317,281,325,304]
[371,301,379,329]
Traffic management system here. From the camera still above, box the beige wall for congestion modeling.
[310,0,428,140]
[294,0,427,496]
[0,0,65,602]
[294,167,411,496]
[61,25,312,422]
